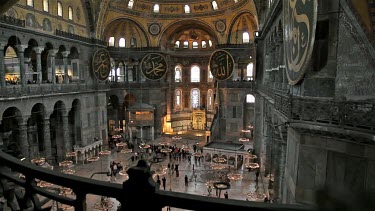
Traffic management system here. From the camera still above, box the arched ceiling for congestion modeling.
[103,18,149,47]
[0,0,19,15]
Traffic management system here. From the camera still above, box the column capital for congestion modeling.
[32,46,45,54]
[61,51,70,58]
[48,49,59,57]
[15,44,28,52]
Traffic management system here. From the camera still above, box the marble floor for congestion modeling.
[64,134,268,210]
[5,133,269,211]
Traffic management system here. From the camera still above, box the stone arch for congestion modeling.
[227,11,258,44]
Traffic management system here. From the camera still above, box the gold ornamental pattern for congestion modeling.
[283,0,317,85]
[209,50,234,81]
[92,48,111,81]
[140,53,168,80]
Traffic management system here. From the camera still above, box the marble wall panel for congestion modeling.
[366,161,375,192]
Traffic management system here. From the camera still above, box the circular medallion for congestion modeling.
[215,20,226,32]
[140,53,168,80]
[92,48,111,81]
[149,23,161,35]
[209,50,234,81]
[283,0,317,85]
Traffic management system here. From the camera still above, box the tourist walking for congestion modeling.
[162,176,166,190]
[184,175,188,186]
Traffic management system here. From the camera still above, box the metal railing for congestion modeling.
[0,151,313,211]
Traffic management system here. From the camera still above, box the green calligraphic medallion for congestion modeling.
[209,50,234,80]
[140,53,168,80]
[92,48,111,81]
[284,0,317,85]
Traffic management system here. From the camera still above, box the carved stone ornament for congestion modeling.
[149,23,161,36]
[209,50,234,81]
[140,53,168,80]
[215,20,226,33]
[283,0,317,85]
[92,48,111,81]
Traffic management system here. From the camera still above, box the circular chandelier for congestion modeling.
[120,148,132,154]
[139,143,151,149]
[99,150,111,155]
[87,156,100,162]
[119,170,129,181]
[247,192,266,201]
[61,169,75,175]
[172,136,182,140]
[94,197,114,210]
[112,134,121,139]
[210,163,227,170]
[160,148,172,153]
[239,138,250,142]
[193,152,204,157]
[212,157,227,163]
[116,142,126,147]
[227,173,243,180]
[59,160,73,167]
[245,162,259,169]
[65,152,76,157]
[31,157,46,165]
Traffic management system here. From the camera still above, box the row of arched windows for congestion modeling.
[174,65,214,83]
[126,1,240,13]
[175,89,214,110]
[26,0,73,20]
[108,37,137,48]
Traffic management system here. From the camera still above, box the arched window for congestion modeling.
[128,0,134,9]
[175,89,182,109]
[234,0,238,3]
[119,38,126,47]
[68,6,73,20]
[268,0,273,8]
[192,41,198,49]
[130,37,136,47]
[154,4,160,13]
[212,1,219,10]
[108,37,115,46]
[43,0,49,12]
[208,40,213,47]
[246,94,255,103]
[243,32,250,43]
[184,5,190,13]
[117,62,125,82]
[208,70,213,82]
[191,89,200,109]
[183,41,189,48]
[191,65,200,82]
[175,65,182,82]
[207,89,213,110]
[201,41,207,48]
[27,0,34,7]
[175,41,180,48]
[57,2,63,17]
[246,63,254,81]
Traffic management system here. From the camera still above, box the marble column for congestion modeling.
[43,118,52,159]
[33,46,44,84]
[151,126,154,140]
[62,115,72,152]
[0,41,6,87]
[264,124,273,176]
[17,116,29,160]
[61,51,70,84]
[277,140,287,201]
[48,49,58,84]
[16,45,28,87]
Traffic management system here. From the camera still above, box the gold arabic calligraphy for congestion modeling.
[286,0,310,73]
[210,50,234,80]
[93,49,110,81]
[141,53,167,80]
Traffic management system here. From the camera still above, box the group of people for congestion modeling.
[109,160,123,181]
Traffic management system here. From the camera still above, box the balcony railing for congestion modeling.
[55,30,106,45]
[0,151,313,211]
[258,85,375,133]
[218,80,254,89]
[0,15,25,27]
[0,83,110,98]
